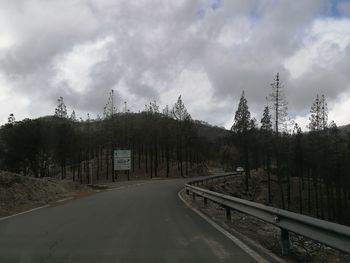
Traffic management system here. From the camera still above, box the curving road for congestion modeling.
[0,178,257,263]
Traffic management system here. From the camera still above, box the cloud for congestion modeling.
[0,72,30,122]
[0,0,349,130]
[329,92,350,126]
[285,18,350,79]
[52,36,114,94]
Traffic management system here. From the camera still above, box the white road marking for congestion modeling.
[0,196,76,221]
[106,181,156,191]
[0,181,155,221]
[56,197,74,203]
[178,190,286,263]
[0,205,50,221]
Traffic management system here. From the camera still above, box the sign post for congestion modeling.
[114,150,131,171]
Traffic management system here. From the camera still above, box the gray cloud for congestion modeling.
[0,0,350,128]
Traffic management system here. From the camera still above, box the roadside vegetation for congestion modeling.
[1,73,349,226]
[224,73,350,225]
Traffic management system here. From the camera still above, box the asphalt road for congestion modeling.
[0,178,257,263]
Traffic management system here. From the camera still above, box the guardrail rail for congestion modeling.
[185,172,350,255]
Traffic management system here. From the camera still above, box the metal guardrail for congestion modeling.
[185,172,350,255]
[188,172,238,186]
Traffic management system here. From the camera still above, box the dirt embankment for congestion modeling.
[0,171,92,217]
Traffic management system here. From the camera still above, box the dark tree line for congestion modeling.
[0,95,218,184]
[225,73,350,224]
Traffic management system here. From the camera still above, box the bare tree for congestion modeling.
[70,110,77,122]
[103,89,116,118]
[308,94,321,131]
[268,73,288,208]
[320,94,328,130]
[172,95,191,177]
[269,73,288,135]
[55,97,68,118]
[7,113,15,125]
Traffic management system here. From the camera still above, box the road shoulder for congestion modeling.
[178,188,287,263]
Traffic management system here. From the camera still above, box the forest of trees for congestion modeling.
[0,73,349,224]
[0,95,221,184]
[223,73,350,225]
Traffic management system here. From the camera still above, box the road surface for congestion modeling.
[0,178,257,263]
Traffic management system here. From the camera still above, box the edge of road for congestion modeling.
[178,188,287,263]
[0,177,192,223]
[0,205,50,221]
[0,178,172,221]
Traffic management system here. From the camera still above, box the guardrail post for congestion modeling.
[204,197,208,207]
[186,189,189,195]
[280,229,290,256]
[225,206,231,221]
[192,192,196,200]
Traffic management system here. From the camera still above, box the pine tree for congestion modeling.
[320,94,328,130]
[268,73,288,208]
[70,110,77,121]
[149,101,160,114]
[232,91,251,191]
[308,95,328,216]
[54,97,68,118]
[149,101,160,177]
[161,105,172,177]
[172,95,191,177]
[172,96,190,121]
[308,94,321,131]
[232,91,251,133]
[261,106,272,132]
[308,95,322,215]
[293,123,304,213]
[269,73,288,135]
[260,105,273,202]
[7,113,15,125]
[329,120,337,129]
[162,105,171,117]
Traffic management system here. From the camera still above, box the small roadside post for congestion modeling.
[89,162,93,185]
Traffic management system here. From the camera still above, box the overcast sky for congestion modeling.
[1,0,350,129]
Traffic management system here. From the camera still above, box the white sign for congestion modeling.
[114,150,131,171]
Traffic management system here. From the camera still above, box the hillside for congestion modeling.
[0,171,91,217]
[0,112,222,181]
